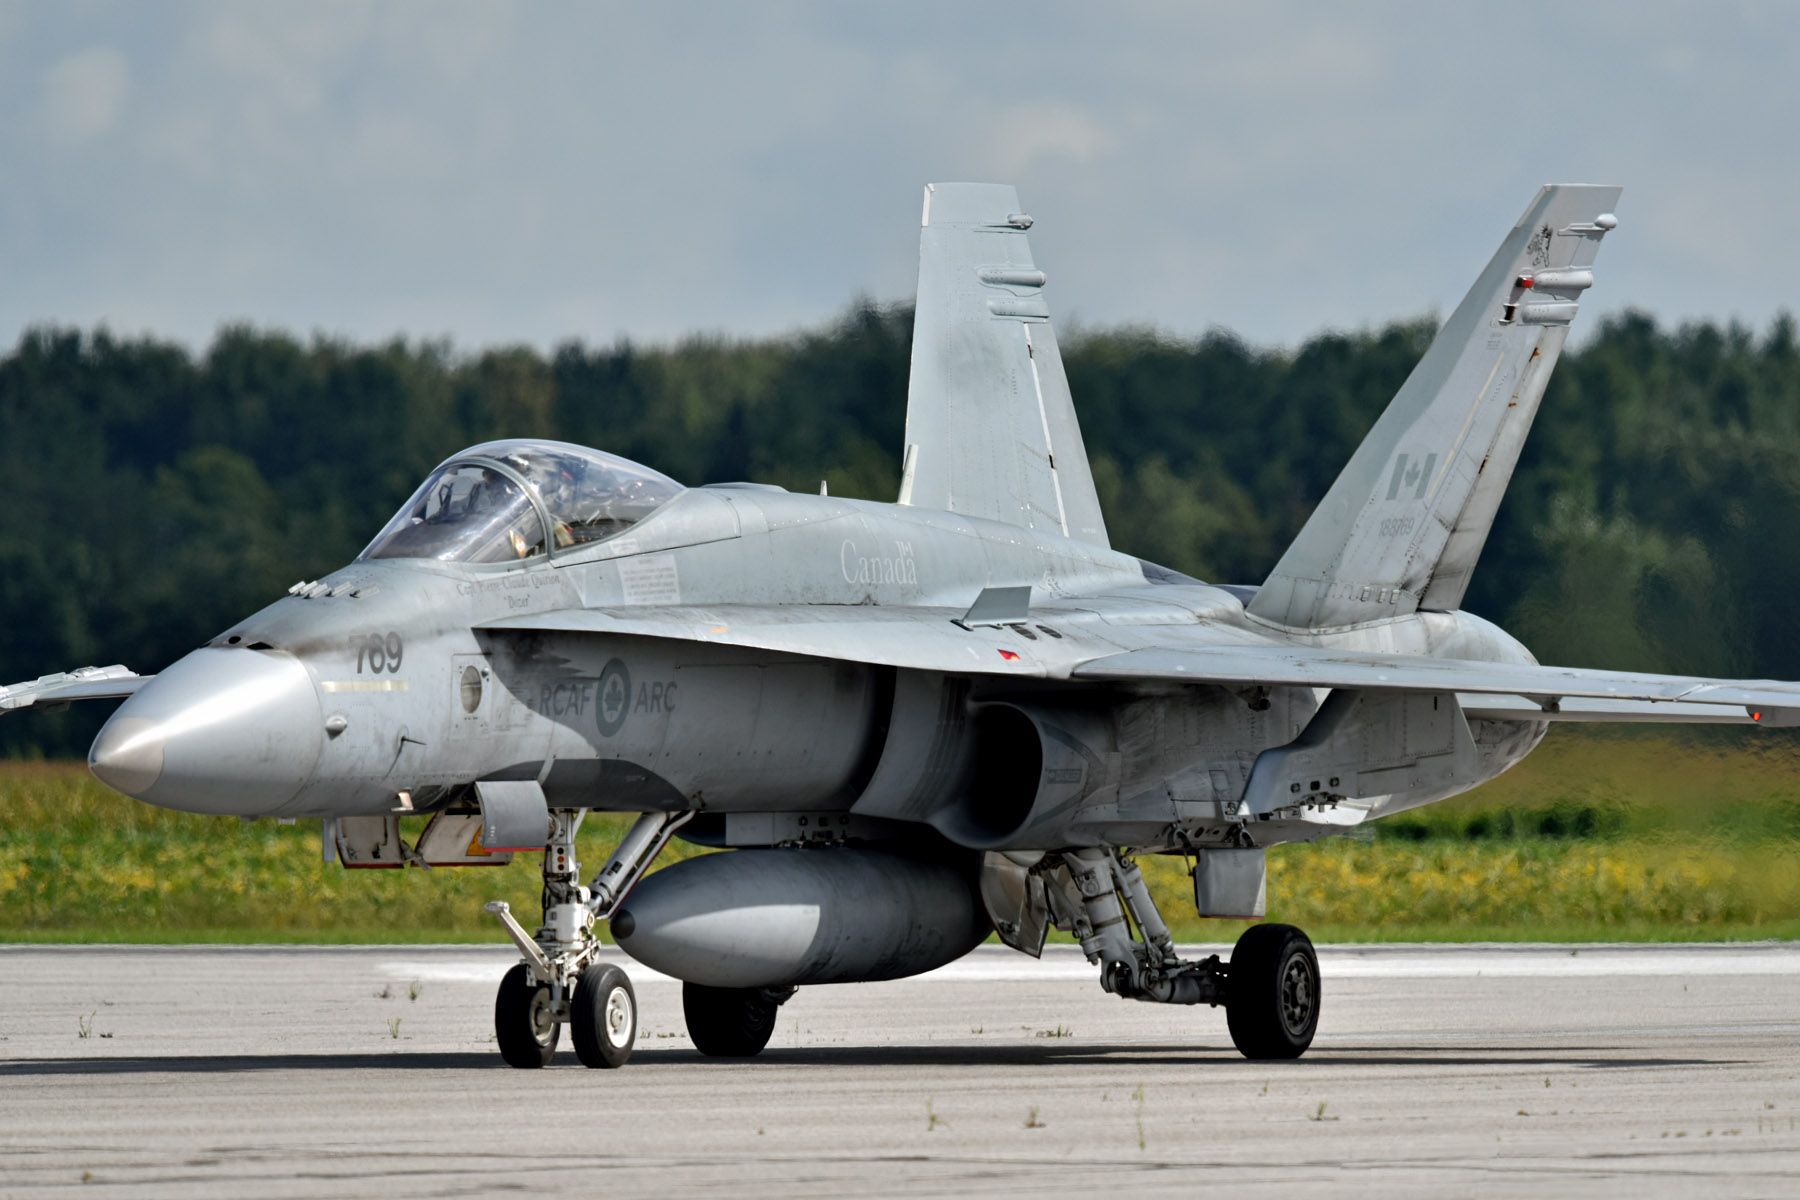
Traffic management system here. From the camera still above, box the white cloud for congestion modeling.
[980,102,1117,179]
[2,3,1797,351]
[39,45,130,142]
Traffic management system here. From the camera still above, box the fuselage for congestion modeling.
[88,467,1547,850]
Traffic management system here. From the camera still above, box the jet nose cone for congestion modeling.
[89,648,324,814]
[89,716,166,796]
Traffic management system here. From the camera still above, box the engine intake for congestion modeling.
[847,675,1118,851]
[933,701,1113,850]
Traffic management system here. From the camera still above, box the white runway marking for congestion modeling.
[376,941,1800,985]
[1319,944,1800,978]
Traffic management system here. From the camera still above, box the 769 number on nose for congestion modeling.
[353,632,404,674]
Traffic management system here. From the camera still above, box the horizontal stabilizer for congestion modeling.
[1072,645,1800,720]
[1458,694,1767,726]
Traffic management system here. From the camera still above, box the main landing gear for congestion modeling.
[1054,849,1320,1059]
[485,809,688,1069]
[682,983,796,1057]
[1223,923,1320,1060]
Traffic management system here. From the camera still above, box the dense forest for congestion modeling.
[4,305,1799,756]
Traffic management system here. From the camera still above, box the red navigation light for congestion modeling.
[1752,710,1763,722]
[997,649,1021,662]
[1517,274,1535,289]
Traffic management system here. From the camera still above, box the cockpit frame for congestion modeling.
[359,439,684,570]
[455,453,549,559]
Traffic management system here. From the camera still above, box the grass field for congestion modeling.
[2,729,1797,943]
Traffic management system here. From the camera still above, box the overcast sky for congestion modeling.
[2,2,1793,353]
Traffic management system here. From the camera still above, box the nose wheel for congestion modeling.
[570,963,636,1069]
[485,809,690,1069]
[490,952,638,1070]
[494,963,560,1068]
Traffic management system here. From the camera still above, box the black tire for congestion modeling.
[495,963,559,1068]
[1225,923,1320,1060]
[570,963,637,1069]
[683,982,785,1057]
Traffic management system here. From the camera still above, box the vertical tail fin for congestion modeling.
[901,183,1109,548]
[1247,185,1622,629]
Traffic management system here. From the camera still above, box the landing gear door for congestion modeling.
[979,852,1051,958]
[1192,847,1267,919]
[333,815,404,868]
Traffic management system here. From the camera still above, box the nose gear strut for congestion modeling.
[485,809,691,1068]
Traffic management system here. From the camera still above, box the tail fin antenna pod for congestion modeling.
[901,183,1109,548]
[1247,184,1622,629]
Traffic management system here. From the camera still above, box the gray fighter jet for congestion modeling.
[5,182,1792,1065]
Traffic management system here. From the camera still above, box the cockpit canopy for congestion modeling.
[360,440,683,565]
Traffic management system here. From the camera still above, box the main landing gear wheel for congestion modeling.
[570,963,637,1069]
[495,963,559,1068]
[683,983,790,1057]
[1225,923,1320,1061]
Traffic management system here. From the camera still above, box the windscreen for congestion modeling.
[465,440,684,551]
[359,441,683,565]
[361,463,548,563]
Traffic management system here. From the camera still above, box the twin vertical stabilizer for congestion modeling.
[1247,185,1622,629]
[901,183,1110,548]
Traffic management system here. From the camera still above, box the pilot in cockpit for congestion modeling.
[530,458,582,549]
[360,440,682,566]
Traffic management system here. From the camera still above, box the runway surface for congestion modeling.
[3,943,1798,1197]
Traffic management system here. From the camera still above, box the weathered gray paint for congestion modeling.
[6,182,1794,869]
[904,183,1109,548]
[1248,185,1621,629]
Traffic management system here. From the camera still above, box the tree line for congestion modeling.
[4,304,1798,755]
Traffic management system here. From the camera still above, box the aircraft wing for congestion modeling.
[480,608,1799,725]
[0,666,150,716]
[477,606,1082,677]
[1071,647,1800,724]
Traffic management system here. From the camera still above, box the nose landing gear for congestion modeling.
[485,809,688,1069]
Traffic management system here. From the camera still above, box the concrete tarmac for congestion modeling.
[2,943,1799,1197]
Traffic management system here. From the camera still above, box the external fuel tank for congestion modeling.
[611,846,991,988]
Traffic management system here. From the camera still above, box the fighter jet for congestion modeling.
[5,182,1793,1066]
